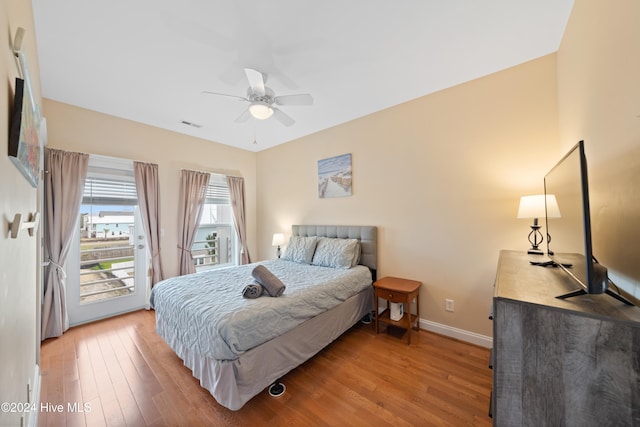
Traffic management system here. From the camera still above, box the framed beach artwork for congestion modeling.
[318,153,352,198]
[8,77,41,188]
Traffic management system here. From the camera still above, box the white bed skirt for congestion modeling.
[155,286,374,410]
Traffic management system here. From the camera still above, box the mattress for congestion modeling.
[155,286,373,410]
[150,259,373,360]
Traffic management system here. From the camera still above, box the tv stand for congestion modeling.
[530,259,635,306]
[557,286,635,306]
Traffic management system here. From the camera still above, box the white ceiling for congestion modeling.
[32,0,574,152]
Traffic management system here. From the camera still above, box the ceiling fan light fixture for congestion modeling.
[249,101,273,120]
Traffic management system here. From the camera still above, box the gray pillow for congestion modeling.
[311,237,360,269]
[281,236,318,264]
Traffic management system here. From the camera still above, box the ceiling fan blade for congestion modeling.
[274,93,313,106]
[234,108,251,123]
[272,108,295,127]
[201,91,248,102]
[244,68,266,96]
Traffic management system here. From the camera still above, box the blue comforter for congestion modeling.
[150,259,372,361]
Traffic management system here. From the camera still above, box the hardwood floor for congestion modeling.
[39,310,492,426]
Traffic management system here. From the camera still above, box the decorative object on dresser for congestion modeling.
[492,250,640,426]
[517,194,561,255]
[373,276,421,344]
[271,233,285,258]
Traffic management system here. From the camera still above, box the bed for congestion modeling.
[150,225,377,410]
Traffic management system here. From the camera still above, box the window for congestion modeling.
[78,159,139,304]
[192,173,238,270]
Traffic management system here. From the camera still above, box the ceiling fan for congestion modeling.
[202,68,313,127]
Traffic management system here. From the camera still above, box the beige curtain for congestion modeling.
[42,148,89,340]
[177,170,210,275]
[227,175,252,264]
[134,161,165,287]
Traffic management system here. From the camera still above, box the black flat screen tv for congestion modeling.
[8,77,24,155]
[544,140,633,305]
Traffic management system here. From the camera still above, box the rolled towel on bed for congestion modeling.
[242,282,264,299]
[251,265,286,297]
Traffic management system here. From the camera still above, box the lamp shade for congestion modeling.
[517,194,561,219]
[272,233,285,246]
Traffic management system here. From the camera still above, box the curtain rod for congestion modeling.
[44,148,157,170]
[45,148,244,178]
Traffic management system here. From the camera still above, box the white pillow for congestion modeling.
[281,236,318,264]
[311,237,360,269]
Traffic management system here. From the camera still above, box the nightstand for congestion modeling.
[373,276,421,344]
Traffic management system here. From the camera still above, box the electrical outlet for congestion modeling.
[445,299,454,312]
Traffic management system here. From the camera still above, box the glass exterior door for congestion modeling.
[66,156,148,325]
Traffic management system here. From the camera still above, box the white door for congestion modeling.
[66,156,148,325]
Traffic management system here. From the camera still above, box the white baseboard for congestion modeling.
[26,364,41,427]
[419,319,493,348]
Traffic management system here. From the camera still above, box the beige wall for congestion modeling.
[43,100,258,279]
[0,2,41,426]
[557,0,640,299]
[256,55,560,340]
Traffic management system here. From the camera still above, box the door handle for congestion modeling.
[137,244,145,250]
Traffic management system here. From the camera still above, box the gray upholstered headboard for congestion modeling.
[291,225,378,272]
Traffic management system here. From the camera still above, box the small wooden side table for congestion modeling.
[373,276,421,344]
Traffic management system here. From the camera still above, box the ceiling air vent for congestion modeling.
[181,120,202,128]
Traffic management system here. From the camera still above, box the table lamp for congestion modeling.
[272,233,285,258]
[517,194,561,255]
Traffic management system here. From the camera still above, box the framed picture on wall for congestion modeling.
[8,77,41,188]
[318,153,352,198]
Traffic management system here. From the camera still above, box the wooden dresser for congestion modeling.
[492,250,640,426]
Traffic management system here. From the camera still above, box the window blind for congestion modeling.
[205,183,230,205]
[82,177,138,206]
[205,174,230,205]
